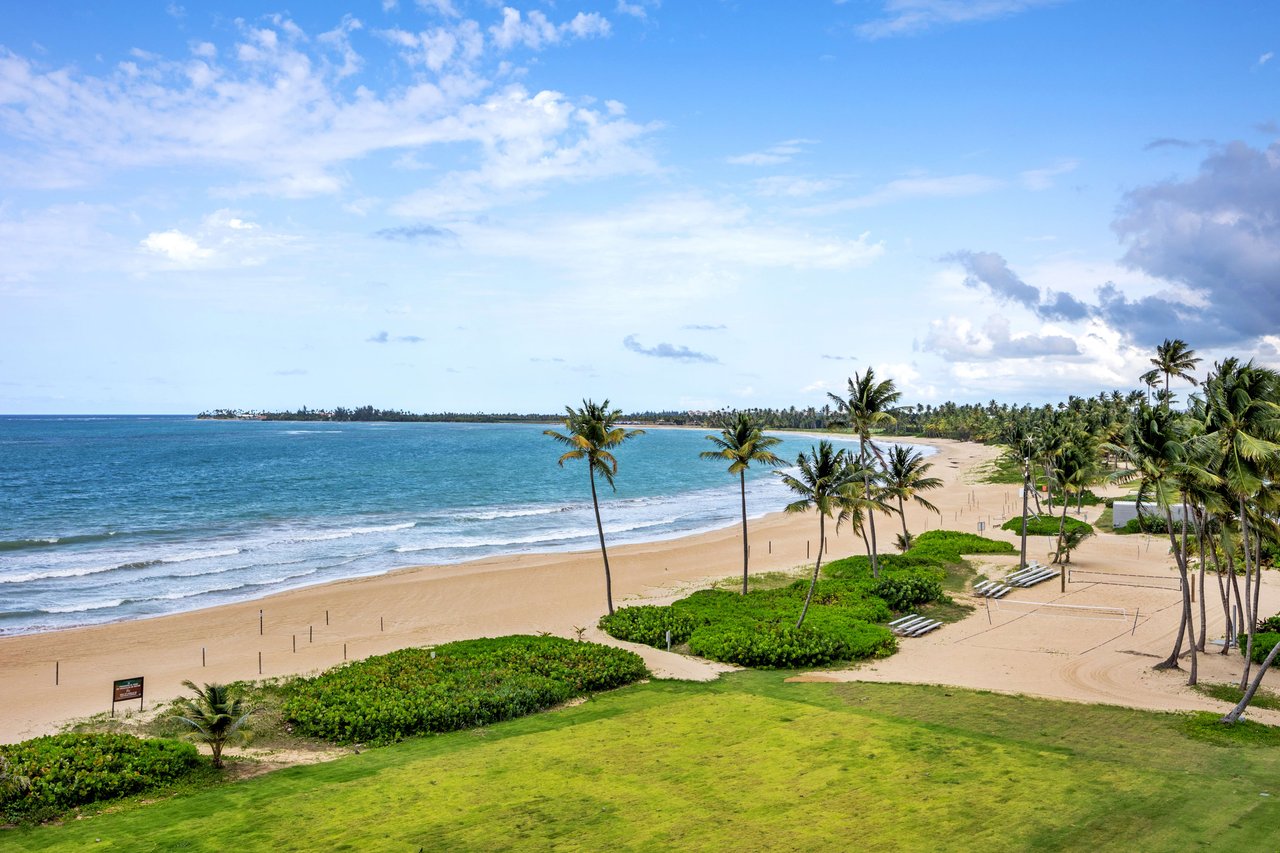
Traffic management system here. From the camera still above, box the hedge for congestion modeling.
[283,635,647,745]
[0,733,201,824]
[1001,515,1093,537]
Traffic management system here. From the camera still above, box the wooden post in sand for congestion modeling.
[259,609,264,636]
[325,610,329,626]
[258,651,262,674]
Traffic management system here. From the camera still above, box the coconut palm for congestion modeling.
[171,681,253,769]
[828,367,901,578]
[545,399,645,615]
[700,412,785,594]
[1109,404,1214,682]
[1193,360,1280,697]
[777,440,857,628]
[880,444,942,550]
[1149,338,1201,406]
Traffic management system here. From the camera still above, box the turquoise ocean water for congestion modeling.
[0,417,928,635]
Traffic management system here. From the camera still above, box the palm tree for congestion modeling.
[1193,360,1280,693]
[700,412,784,594]
[1109,404,1212,681]
[777,441,857,628]
[828,367,901,578]
[880,444,942,550]
[545,399,645,615]
[171,681,254,769]
[1150,338,1201,406]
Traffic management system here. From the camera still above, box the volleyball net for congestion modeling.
[1066,568,1183,591]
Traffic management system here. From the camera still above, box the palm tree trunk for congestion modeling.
[1222,639,1280,724]
[1019,460,1031,570]
[740,470,749,596]
[898,495,909,546]
[1240,497,1255,689]
[860,439,880,579]
[1195,509,1208,653]
[796,514,825,628]
[589,466,614,615]
[1155,505,1192,673]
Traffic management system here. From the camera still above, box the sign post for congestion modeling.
[111,677,144,717]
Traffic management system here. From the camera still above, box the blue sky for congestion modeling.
[3,1,1278,414]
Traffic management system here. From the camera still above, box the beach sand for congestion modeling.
[2,436,1277,743]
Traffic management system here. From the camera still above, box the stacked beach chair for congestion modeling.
[972,562,1059,598]
[889,613,942,637]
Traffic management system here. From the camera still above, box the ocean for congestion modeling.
[0,416,928,635]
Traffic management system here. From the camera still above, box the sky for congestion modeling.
[2,1,1279,414]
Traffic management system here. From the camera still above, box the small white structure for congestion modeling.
[1112,499,1188,527]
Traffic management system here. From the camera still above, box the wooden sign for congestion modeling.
[111,677,144,716]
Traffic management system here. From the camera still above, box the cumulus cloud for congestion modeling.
[856,0,1061,39]
[623,334,718,363]
[945,250,1089,322]
[138,209,294,269]
[1106,140,1280,346]
[922,314,1079,361]
[0,12,647,206]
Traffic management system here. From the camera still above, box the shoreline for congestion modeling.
[0,435,976,742]
[3,434,1276,742]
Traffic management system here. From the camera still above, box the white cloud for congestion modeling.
[138,210,298,269]
[802,173,1003,214]
[1019,158,1079,190]
[616,1,649,20]
[857,0,1062,40]
[752,175,839,197]
[489,8,610,52]
[727,139,817,166]
[1256,50,1274,70]
[141,229,213,264]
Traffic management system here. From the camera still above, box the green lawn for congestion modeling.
[7,673,1279,851]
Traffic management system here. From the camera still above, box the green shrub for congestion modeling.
[1001,515,1093,537]
[598,605,699,647]
[871,572,944,610]
[1258,615,1280,634]
[687,622,895,668]
[0,733,200,823]
[1243,633,1280,665]
[283,636,647,745]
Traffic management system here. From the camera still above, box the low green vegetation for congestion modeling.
[282,635,647,745]
[9,675,1280,851]
[1001,514,1093,537]
[1241,632,1280,665]
[0,733,201,825]
[1193,681,1280,712]
[600,530,1013,668]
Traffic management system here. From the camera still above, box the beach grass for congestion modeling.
[8,673,1280,851]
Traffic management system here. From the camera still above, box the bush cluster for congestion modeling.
[283,635,646,745]
[687,621,894,668]
[1114,515,1187,535]
[1001,515,1093,537]
[1258,615,1280,634]
[597,605,699,647]
[600,530,1007,669]
[1243,632,1280,665]
[0,733,201,824]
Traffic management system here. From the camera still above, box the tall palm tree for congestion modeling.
[1150,338,1201,406]
[545,399,645,615]
[777,441,857,628]
[171,681,254,769]
[828,367,901,578]
[880,444,942,550]
[1193,360,1280,691]
[1109,404,1212,681]
[700,412,784,594]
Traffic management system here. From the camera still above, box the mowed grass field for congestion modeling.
[7,672,1280,852]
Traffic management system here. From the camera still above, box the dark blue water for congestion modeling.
[0,417,925,634]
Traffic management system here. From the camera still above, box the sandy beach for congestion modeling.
[2,435,1276,743]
